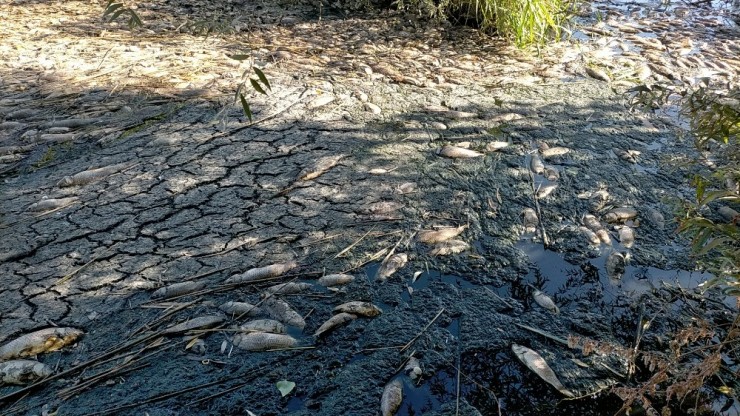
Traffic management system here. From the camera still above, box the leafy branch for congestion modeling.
[229,54,272,122]
[102,0,143,30]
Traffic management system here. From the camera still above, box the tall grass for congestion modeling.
[397,0,573,47]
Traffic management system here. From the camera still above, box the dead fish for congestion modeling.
[489,112,524,123]
[381,378,403,416]
[396,182,417,194]
[605,252,627,280]
[486,141,510,151]
[262,297,306,329]
[364,201,404,215]
[219,301,263,317]
[151,281,206,299]
[582,214,602,231]
[616,226,635,248]
[365,102,382,114]
[27,197,78,213]
[417,225,466,244]
[57,163,130,187]
[604,207,638,223]
[429,239,469,256]
[512,344,575,397]
[0,360,53,385]
[225,261,298,284]
[404,356,423,380]
[0,328,84,360]
[579,226,601,245]
[595,229,613,245]
[162,316,224,335]
[586,66,610,82]
[536,183,557,199]
[314,312,357,337]
[232,332,297,351]
[635,65,652,80]
[333,301,382,317]
[317,273,355,287]
[613,148,641,164]
[307,94,335,109]
[436,145,483,159]
[297,154,345,181]
[540,147,570,158]
[522,208,539,233]
[544,167,560,181]
[529,154,545,174]
[531,288,559,314]
[376,253,408,281]
[239,319,286,334]
[262,282,313,296]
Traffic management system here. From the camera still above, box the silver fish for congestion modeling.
[376,253,408,281]
[0,360,53,386]
[151,281,206,299]
[532,288,559,314]
[579,226,600,245]
[262,282,313,296]
[162,316,224,335]
[512,344,574,397]
[604,207,638,223]
[225,261,298,285]
[429,239,469,256]
[239,319,286,334]
[262,297,306,329]
[616,226,635,248]
[0,328,84,360]
[219,301,263,317]
[381,378,403,416]
[333,301,383,317]
[232,332,297,351]
[436,145,483,159]
[313,313,357,337]
[522,208,539,233]
[317,273,355,287]
[57,163,131,187]
[417,225,466,244]
[27,197,78,212]
[530,154,545,174]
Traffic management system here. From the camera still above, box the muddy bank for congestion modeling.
[1,0,738,415]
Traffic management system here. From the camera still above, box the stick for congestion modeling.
[515,323,569,346]
[528,168,550,248]
[55,243,119,286]
[401,308,445,352]
[131,299,200,336]
[334,226,376,258]
[483,287,515,310]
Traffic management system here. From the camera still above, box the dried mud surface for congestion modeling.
[0,0,738,415]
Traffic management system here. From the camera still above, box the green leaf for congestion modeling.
[276,380,295,397]
[239,93,253,122]
[250,78,267,95]
[103,3,123,18]
[228,54,251,61]
[109,8,129,23]
[253,67,271,91]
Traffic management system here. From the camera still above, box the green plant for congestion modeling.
[396,0,573,47]
[102,0,143,30]
[228,54,272,122]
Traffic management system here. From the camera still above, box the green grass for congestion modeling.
[398,0,573,47]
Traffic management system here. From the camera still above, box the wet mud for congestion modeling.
[1,0,738,414]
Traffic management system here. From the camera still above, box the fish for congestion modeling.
[522,208,539,233]
[239,319,287,334]
[151,281,206,299]
[540,147,571,158]
[512,344,575,397]
[262,296,306,329]
[232,332,297,351]
[531,288,559,314]
[376,253,408,281]
[317,273,355,287]
[647,208,665,230]
[595,229,612,245]
[486,141,510,151]
[613,148,641,164]
[396,182,417,194]
[529,154,545,174]
[225,262,298,285]
[579,226,600,245]
[604,207,638,223]
[586,66,610,82]
[27,197,78,213]
[436,145,483,159]
[219,302,264,317]
[0,360,53,386]
[307,94,335,109]
[297,154,345,181]
[429,240,469,256]
[313,313,357,337]
[544,167,560,181]
[582,214,602,231]
[57,163,131,187]
[417,225,466,244]
[381,378,403,416]
[536,183,557,199]
[333,301,383,317]
[605,252,627,280]
[616,226,635,248]
[262,282,313,296]
[162,316,224,335]
[0,328,84,360]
